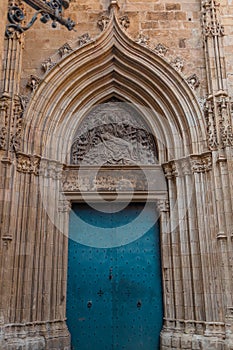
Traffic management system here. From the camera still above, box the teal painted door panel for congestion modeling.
[66,202,163,350]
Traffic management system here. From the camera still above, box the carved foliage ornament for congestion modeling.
[154,43,168,57]
[135,33,149,46]
[0,94,11,150]
[217,95,233,148]
[202,0,224,38]
[77,33,91,47]
[58,42,73,57]
[204,94,233,149]
[70,102,158,166]
[0,94,26,152]
[119,15,130,30]
[97,15,110,31]
[171,57,184,73]
[16,153,41,175]
[204,98,218,150]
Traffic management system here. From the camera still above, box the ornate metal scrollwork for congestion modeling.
[6,0,75,37]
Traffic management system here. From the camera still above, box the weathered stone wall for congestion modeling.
[20,0,206,96]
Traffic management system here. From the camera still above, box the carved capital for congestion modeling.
[16,153,41,175]
[40,159,63,179]
[190,153,212,173]
[180,158,192,176]
[163,154,212,177]
[2,234,13,249]
[162,163,173,180]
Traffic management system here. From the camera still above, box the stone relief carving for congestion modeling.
[171,57,184,72]
[97,15,110,31]
[202,0,224,38]
[0,94,26,152]
[41,57,56,73]
[186,74,200,90]
[10,95,24,151]
[16,153,41,175]
[39,159,63,179]
[58,42,73,57]
[0,127,7,150]
[154,43,168,57]
[135,33,149,46]
[190,153,212,173]
[70,102,157,165]
[77,33,91,47]
[119,15,130,30]
[163,153,212,177]
[62,167,164,192]
[18,94,29,110]
[0,94,10,150]
[217,96,233,147]
[27,75,41,91]
[204,94,233,150]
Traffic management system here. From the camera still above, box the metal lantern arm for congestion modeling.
[6,0,76,37]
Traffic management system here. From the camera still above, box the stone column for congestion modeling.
[0,1,8,74]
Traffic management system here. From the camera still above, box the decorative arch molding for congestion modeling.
[21,2,208,164]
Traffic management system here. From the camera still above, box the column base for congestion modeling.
[160,319,233,350]
[0,320,70,350]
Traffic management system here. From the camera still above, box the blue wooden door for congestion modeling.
[66,202,163,350]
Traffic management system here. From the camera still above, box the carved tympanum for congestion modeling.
[71,102,157,165]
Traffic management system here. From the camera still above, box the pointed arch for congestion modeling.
[22,11,207,164]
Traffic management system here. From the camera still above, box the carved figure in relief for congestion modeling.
[99,132,135,163]
[70,102,157,165]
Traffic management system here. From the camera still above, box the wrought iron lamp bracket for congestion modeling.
[6,0,76,37]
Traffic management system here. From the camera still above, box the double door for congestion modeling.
[67,202,163,349]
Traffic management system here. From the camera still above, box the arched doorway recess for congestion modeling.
[66,99,166,349]
[10,4,221,350]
